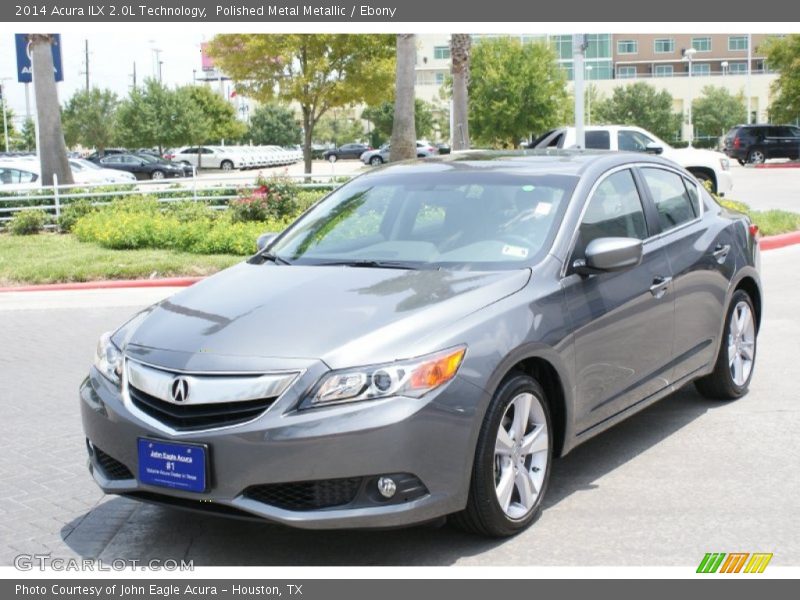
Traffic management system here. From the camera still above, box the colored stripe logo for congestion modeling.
[697,552,773,573]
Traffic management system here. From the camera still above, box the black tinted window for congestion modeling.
[641,168,699,231]
[585,131,611,149]
[577,170,648,251]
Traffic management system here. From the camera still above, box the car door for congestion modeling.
[561,167,675,433]
[179,148,200,168]
[637,166,731,383]
[775,127,798,159]
[762,126,782,158]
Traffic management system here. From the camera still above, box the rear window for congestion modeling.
[640,167,699,232]
[585,131,611,150]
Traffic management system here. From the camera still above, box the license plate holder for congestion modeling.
[137,438,208,493]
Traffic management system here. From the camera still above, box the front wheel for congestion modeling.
[369,156,383,166]
[150,170,165,180]
[220,160,234,171]
[689,170,716,194]
[452,374,552,537]
[327,154,338,163]
[695,290,757,400]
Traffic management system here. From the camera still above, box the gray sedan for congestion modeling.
[360,141,438,165]
[81,151,761,537]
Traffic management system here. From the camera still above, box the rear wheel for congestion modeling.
[328,154,338,163]
[369,156,383,166]
[221,160,234,171]
[695,290,757,400]
[150,170,165,180]
[452,374,552,537]
[747,149,766,164]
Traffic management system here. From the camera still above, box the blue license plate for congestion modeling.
[137,439,207,493]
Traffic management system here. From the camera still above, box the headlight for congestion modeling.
[94,331,123,384]
[302,346,466,409]
[720,157,730,171]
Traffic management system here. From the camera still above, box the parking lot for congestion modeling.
[1,243,798,567]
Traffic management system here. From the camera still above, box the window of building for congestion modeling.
[728,62,748,74]
[433,46,450,60]
[617,40,637,55]
[640,168,700,232]
[586,34,612,59]
[692,37,712,52]
[552,35,573,60]
[434,71,445,85]
[617,66,637,79]
[691,63,711,76]
[729,36,748,51]
[654,38,675,53]
[654,64,674,77]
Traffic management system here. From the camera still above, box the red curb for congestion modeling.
[754,162,800,169]
[0,276,204,293]
[1,235,799,292]
[759,230,800,251]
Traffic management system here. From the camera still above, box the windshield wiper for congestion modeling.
[317,259,419,270]
[249,251,291,265]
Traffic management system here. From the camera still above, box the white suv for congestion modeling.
[532,125,733,195]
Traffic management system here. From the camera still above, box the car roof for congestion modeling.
[365,149,679,178]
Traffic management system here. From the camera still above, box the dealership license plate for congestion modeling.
[137,439,207,493]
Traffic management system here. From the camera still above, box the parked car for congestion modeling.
[531,125,733,195]
[323,143,372,162]
[93,153,185,180]
[360,141,439,166]
[82,150,761,537]
[85,148,127,161]
[1,157,136,189]
[723,124,800,165]
[169,146,243,171]
[68,158,138,184]
[0,160,39,191]
[136,153,193,177]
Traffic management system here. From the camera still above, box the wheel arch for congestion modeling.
[687,166,717,192]
[734,275,762,331]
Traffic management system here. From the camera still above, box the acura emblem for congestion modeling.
[170,377,189,403]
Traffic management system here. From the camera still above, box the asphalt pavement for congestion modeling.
[0,245,798,566]
[727,164,800,213]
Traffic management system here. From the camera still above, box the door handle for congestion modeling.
[712,243,731,263]
[649,276,672,299]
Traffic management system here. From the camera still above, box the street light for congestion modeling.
[586,65,593,125]
[683,47,697,147]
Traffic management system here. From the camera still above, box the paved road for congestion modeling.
[1,247,798,567]
[727,164,799,213]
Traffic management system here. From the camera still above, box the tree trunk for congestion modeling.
[30,34,73,186]
[450,34,472,151]
[302,108,314,175]
[390,34,417,162]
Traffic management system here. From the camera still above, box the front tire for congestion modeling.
[221,160,234,171]
[150,170,165,180]
[369,156,383,166]
[695,290,757,400]
[327,154,338,163]
[689,170,716,194]
[452,374,552,537]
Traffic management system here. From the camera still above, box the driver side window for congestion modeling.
[572,169,648,266]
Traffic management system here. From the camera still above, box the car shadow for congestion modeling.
[60,384,723,566]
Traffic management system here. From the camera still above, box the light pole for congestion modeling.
[684,47,697,147]
[586,65,593,125]
[0,79,10,153]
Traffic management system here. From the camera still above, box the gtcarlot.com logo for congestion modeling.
[697,552,773,573]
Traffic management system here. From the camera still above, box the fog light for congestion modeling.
[377,476,397,498]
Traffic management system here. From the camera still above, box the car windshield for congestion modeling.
[269,171,577,270]
[73,158,101,171]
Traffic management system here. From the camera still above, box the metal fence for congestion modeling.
[0,172,352,227]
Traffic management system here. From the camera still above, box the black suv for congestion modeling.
[323,143,371,162]
[723,124,800,165]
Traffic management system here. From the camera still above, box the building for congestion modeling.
[414,33,783,140]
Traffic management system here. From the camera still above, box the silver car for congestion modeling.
[81,151,761,537]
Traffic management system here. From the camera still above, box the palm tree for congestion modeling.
[30,34,73,185]
[450,34,472,150]
[390,34,417,162]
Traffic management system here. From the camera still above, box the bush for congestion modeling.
[295,189,328,213]
[9,209,48,235]
[719,198,751,214]
[58,200,97,232]
[230,175,299,222]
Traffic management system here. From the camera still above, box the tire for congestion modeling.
[747,149,766,165]
[369,156,383,166]
[695,290,757,400]
[221,160,234,171]
[150,170,165,180]
[452,373,552,537]
[327,154,338,163]
[737,159,746,166]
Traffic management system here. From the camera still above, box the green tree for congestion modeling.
[468,37,568,148]
[116,79,183,152]
[247,103,302,146]
[594,82,682,142]
[313,112,364,146]
[362,99,435,145]
[207,34,395,173]
[1,107,16,152]
[178,85,246,145]
[62,88,119,155]
[17,118,36,151]
[763,34,800,123]
[692,86,747,139]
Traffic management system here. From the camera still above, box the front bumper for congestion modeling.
[80,367,486,529]
[717,169,734,195]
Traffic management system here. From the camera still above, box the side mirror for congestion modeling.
[573,237,643,276]
[645,142,663,155]
[256,232,279,252]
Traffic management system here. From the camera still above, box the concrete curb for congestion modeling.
[1,235,799,293]
[754,162,800,169]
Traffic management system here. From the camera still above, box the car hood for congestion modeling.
[124,262,530,369]
[663,146,726,166]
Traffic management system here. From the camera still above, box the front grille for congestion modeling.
[244,477,364,511]
[94,447,134,480]
[129,385,275,431]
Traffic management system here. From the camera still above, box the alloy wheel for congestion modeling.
[151,170,165,180]
[728,301,755,386]
[749,150,765,164]
[493,392,549,520]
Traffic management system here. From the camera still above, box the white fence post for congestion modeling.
[53,173,60,220]
[192,167,198,202]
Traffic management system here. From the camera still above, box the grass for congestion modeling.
[718,199,800,237]
[0,233,242,286]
